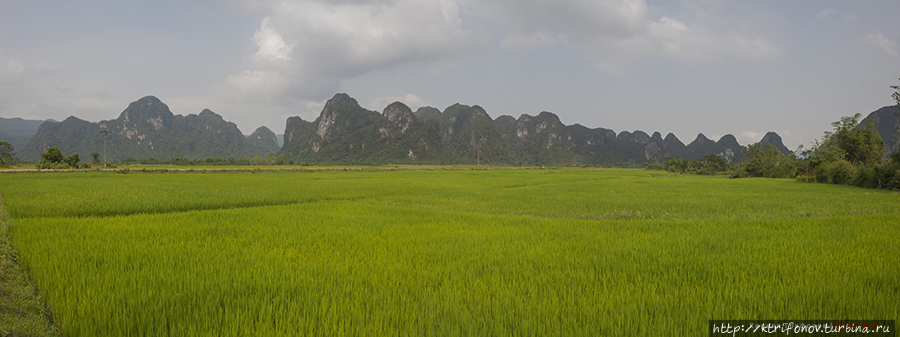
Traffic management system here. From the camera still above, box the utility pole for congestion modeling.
[477,149,480,168]
[573,154,577,167]
[100,130,111,169]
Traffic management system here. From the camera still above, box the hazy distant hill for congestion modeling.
[20,96,279,162]
[0,116,55,152]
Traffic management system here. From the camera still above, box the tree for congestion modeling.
[737,143,799,178]
[820,113,884,166]
[39,147,80,169]
[40,147,65,167]
[0,141,14,167]
[66,153,81,168]
[702,154,728,172]
[91,152,101,165]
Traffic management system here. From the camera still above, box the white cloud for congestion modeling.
[739,131,762,144]
[369,94,427,112]
[863,31,898,57]
[224,0,489,105]
[643,6,781,63]
[467,0,780,70]
[254,18,291,61]
[815,8,838,21]
[221,0,783,109]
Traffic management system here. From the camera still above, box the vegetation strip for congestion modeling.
[0,169,897,336]
[0,195,61,337]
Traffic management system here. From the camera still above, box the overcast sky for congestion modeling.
[1,0,898,149]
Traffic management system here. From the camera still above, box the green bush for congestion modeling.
[817,160,854,185]
[874,164,900,190]
[51,162,70,170]
[851,166,876,188]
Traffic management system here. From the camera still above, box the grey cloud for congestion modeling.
[466,0,781,69]
[221,0,782,108]
[224,0,490,105]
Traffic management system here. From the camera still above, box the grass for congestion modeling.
[0,195,61,337]
[0,168,898,336]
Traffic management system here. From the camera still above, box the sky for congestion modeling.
[1,0,898,150]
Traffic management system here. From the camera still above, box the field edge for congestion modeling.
[0,193,61,337]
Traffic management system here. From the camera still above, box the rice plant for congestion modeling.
[1,168,897,336]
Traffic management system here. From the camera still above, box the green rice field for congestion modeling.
[1,168,898,335]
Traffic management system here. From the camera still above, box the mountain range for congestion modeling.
[278,93,789,165]
[13,96,279,162]
[0,117,55,153]
[3,94,897,165]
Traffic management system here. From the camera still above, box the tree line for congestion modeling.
[650,78,900,190]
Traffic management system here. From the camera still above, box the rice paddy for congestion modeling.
[1,168,897,335]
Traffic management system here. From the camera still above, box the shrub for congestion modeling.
[874,164,900,190]
[816,160,854,185]
[851,166,875,188]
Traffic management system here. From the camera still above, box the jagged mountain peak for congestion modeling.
[329,93,358,106]
[693,133,712,143]
[535,111,561,120]
[313,93,377,143]
[617,130,650,143]
[471,105,489,118]
[759,131,792,155]
[199,109,218,117]
[444,103,490,119]
[495,115,516,122]
[134,95,164,106]
[664,133,681,142]
[414,106,442,121]
[714,134,743,162]
[250,125,275,137]
[280,93,446,162]
[717,134,739,145]
[19,95,279,161]
[383,101,418,134]
[514,111,563,126]
[318,93,363,120]
[247,125,279,153]
[116,95,175,131]
[62,115,87,123]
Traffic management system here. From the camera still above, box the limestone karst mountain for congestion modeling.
[281,94,753,165]
[14,92,892,165]
[19,96,279,161]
